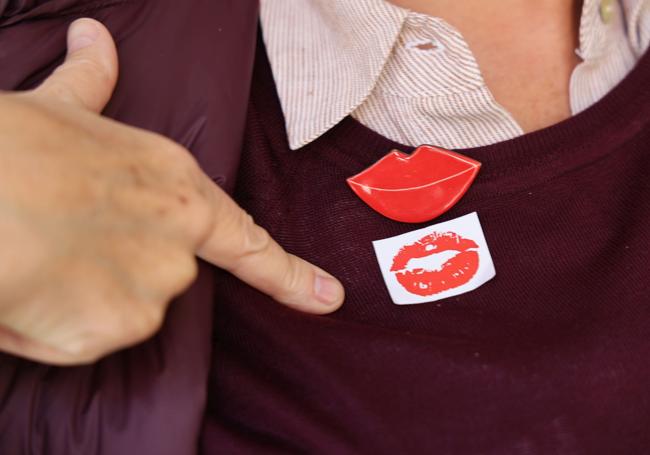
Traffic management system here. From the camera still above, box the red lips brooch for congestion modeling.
[347,145,481,223]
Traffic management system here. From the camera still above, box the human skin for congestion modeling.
[0,19,344,365]
[388,0,582,133]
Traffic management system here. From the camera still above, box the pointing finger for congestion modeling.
[197,177,345,314]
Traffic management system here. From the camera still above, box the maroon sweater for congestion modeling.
[200,38,650,453]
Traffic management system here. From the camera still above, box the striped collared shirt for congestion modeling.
[260,0,650,150]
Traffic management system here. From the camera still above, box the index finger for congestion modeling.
[196,176,344,314]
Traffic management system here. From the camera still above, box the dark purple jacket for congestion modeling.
[0,1,258,453]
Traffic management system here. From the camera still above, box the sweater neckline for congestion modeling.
[322,49,650,197]
[253,37,650,199]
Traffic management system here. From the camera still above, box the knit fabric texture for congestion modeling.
[201,38,650,454]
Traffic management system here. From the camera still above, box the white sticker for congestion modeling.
[372,212,495,305]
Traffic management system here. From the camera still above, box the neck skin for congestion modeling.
[387,0,583,133]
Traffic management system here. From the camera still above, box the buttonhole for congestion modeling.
[405,38,445,55]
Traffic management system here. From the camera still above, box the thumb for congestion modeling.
[33,18,118,113]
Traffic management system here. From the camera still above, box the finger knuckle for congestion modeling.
[62,336,104,364]
[42,79,83,108]
[276,255,310,302]
[179,196,214,243]
[42,58,113,109]
[175,254,199,290]
[239,212,273,257]
[125,304,165,342]
[140,133,196,171]
[157,137,197,169]
[157,252,199,296]
[133,135,213,242]
[156,141,209,199]
[69,57,114,88]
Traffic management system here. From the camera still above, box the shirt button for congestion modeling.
[599,0,615,24]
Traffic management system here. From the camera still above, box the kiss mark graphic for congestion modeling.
[373,212,495,305]
[390,231,479,296]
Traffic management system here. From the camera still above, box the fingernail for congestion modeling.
[314,274,343,306]
[68,19,100,53]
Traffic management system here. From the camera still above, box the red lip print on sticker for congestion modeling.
[391,231,479,296]
[347,145,481,223]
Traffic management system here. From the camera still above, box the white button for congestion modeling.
[600,0,615,24]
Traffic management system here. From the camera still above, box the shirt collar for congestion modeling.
[261,0,647,151]
[622,0,650,54]
[260,0,408,150]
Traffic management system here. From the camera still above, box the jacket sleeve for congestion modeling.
[0,1,259,454]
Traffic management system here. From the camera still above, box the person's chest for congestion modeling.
[202,39,650,454]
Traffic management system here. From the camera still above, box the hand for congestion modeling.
[0,19,344,365]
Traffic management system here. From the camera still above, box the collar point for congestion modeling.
[288,135,309,151]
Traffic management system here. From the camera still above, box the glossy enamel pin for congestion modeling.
[346,145,481,223]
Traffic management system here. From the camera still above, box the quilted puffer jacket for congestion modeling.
[0,1,258,453]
